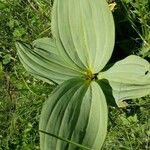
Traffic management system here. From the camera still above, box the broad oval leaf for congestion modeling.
[33,38,85,72]
[52,0,115,73]
[16,39,85,84]
[98,55,150,107]
[39,78,108,150]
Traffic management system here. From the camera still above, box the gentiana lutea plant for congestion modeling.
[16,0,150,149]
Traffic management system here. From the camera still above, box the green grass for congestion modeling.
[0,0,150,149]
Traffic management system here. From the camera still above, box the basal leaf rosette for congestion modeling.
[16,0,150,150]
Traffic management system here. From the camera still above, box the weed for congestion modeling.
[0,0,149,150]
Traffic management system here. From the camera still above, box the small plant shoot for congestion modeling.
[16,0,150,149]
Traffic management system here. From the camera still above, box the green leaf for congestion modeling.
[2,54,12,65]
[16,39,85,84]
[0,1,7,10]
[33,38,86,73]
[39,78,108,150]
[52,0,115,72]
[98,55,150,107]
[0,63,3,79]
[32,37,59,55]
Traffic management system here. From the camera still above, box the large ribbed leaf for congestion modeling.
[98,55,150,107]
[39,78,108,150]
[52,0,115,72]
[16,39,85,84]
[32,37,59,55]
[33,38,85,72]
